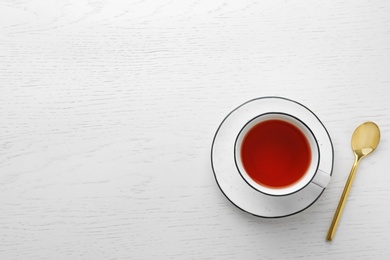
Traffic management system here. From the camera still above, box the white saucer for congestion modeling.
[211,97,334,218]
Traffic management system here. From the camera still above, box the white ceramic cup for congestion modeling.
[234,113,331,196]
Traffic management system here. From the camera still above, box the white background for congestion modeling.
[1,0,390,259]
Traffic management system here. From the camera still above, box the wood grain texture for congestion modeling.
[1,0,390,259]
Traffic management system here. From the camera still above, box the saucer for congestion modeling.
[211,97,334,218]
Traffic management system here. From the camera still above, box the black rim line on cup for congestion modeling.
[234,112,320,197]
[210,96,334,218]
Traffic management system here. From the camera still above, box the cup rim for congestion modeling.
[234,112,320,197]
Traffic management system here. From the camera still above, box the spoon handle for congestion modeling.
[326,155,361,241]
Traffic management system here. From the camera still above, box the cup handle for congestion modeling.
[311,169,331,188]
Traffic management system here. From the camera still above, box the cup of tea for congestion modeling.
[234,112,331,196]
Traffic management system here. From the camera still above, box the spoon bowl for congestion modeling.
[352,122,380,159]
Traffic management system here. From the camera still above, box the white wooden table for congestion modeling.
[1,1,390,259]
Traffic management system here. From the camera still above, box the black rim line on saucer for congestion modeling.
[210,96,334,218]
[233,112,320,197]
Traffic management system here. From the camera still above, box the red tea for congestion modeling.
[240,119,311,189]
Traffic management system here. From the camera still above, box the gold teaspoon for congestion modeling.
[326,122,380,241]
